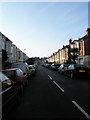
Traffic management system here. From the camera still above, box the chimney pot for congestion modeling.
[69,39,72,44]
[86,28,90,35]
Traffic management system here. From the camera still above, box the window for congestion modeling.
[68,65,71,69]
[2,39,5,50]
[70,44,73,48]
[61,64,64,68]
[16,69,23,76]
[0,72,8,81]
[71,65,74,69]
[3,70,15,78]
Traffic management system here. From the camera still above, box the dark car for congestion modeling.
[2,68,28,94]
[44,63,51,68]
[58,64,69,74]
[51,63,60,70]
[0,72,20,119]
[65,64,89,79]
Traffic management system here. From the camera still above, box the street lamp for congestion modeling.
[24,49,26,54]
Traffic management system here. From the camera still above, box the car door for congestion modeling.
[2,75,18,118]
[67,65,72,76]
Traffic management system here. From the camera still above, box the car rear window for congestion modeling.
[0,72,9,81]
[12,63,26,74]
[76,64,88,69]
[3,71,15,78]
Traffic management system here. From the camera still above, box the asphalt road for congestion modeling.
[5,65,90,120]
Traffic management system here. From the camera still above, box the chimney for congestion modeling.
[63,45,65,48]
[69,39,72,44]
[86,28,90,35]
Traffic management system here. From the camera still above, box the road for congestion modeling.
[6,65,90,120]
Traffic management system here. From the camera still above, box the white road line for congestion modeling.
[53,81,64,93]
[48,75,53,80]
[72,101,90,120]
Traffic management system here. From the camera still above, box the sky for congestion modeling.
[0,2,88,58]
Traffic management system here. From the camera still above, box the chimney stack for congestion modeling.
[86,28,90,36]
[69,38,72,44]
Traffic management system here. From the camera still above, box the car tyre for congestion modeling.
[26,79,28,86]
[20,84,23,95]
[16,92,21,105]
[71,72,74,79]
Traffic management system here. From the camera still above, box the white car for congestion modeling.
[58,64,69,74]
[29,65,36,76]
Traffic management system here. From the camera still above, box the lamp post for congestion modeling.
[23,49,26,62]
[24,49,26,54]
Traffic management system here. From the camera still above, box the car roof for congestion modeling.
[1,68,20,72]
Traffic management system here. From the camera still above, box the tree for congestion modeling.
[67,46,79,64]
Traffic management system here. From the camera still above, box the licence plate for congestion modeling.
[79,70,85,72]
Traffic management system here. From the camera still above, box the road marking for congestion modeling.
[72,101,90,120]
[53,81,64,93]
[48,75,53,80]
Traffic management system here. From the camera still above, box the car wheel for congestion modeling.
[26,79,28,86]
[61,71,63,75]
[64,71,66,76]
[20,84,23,95]
[16,92,21,105]
[71,72,74,79]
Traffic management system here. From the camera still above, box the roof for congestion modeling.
[79,35,87,41]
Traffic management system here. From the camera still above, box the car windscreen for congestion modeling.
[29,66,33,69]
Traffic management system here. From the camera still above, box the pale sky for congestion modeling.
[0,2,88,58]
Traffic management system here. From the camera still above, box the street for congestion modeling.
[6,65,90,120]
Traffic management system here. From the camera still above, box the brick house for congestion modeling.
[77,28,90,68]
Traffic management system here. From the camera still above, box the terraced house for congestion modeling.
[0,32,29,69]
[77,28,90,68]
[47,28,90,69]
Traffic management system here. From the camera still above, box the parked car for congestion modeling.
[11,61,29,79]
[43,63,50,68]
[41,63,45,67]
[1,68,28,94]
[58,64,69,74]
[51,63,60,70]
[65,64,89,79]
[31,64,37,72]
[0,72,20,119]
[29,65,36,76]
[33,63,38,70]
